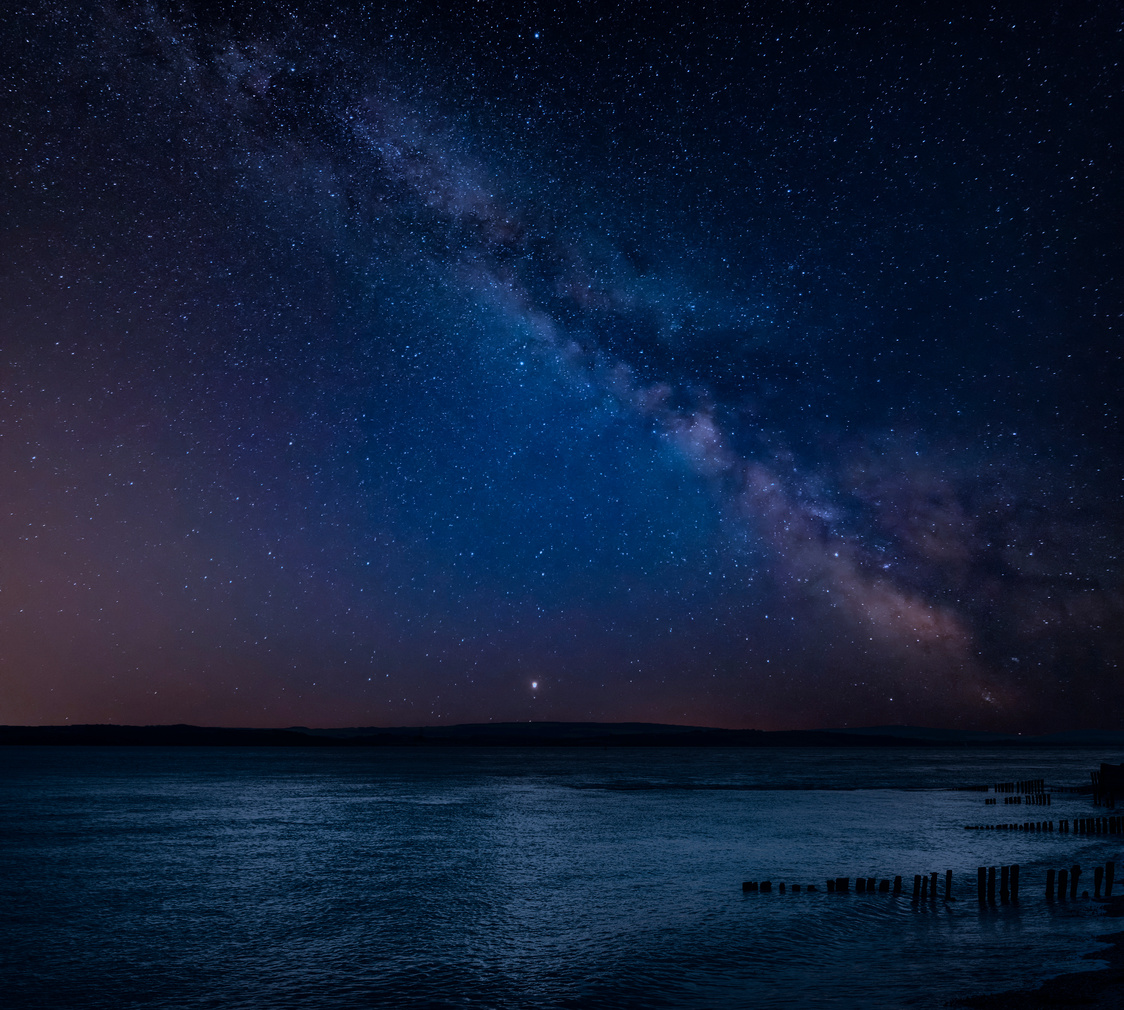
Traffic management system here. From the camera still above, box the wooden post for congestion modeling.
[827,879,836,893]
[1000,865,1010,902]
[1107,861,1115,897]
[1058,868,1068,899]
[945,869,953,901]
[987,866,996,903]
[856,877,866,893]
[836,876,849,892]
[930,871,938,899]
[779,882,786,894]
[1011,864,1019,901]
[761,881,772,892]
[742,881,757,892]
[867,876,875,893]
[977,866,986,903]
[1046,868,1055,899]
[893,875,902,895]
[1070,865,1080,899]
[879,879,890,893]
[913,874,922,900]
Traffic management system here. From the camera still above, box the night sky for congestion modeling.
[2,1,1121,732]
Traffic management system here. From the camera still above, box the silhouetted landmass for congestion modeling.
[2,722,1124,747]
[0,725,334,746]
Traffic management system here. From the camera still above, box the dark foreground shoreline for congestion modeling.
[956,901,1124,1008]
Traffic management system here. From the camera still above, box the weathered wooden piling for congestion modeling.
[945,869,953,901]
[913,874,922,900]
[1046,868,1055,899]
[1070,865,1080,900]
[761,881,772,893]
[856,877,866,893]
[987,866,997,903]
[779,882,786,894]
[836,876,849,892]
[879,879,890,893]
[827,879,836,893]
[1000,865,1010,901]
[742,881,758,892]
[867,876,875,893]
[930,871,938,899]
[1011,864,1019,901]
[1095,866,1104,898]
[1058,868,1068,899]
[977,866,986,903]
[921,874,929,900]
[893,875,902,895]
[1107,861,1115,897]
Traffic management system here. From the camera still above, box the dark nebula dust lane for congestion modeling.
[1,1,1120,731]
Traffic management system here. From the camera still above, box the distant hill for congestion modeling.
[1,722,1122,748]
[824,725,1022,744]
[826,725,1124,746]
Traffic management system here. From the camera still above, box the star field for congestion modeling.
[1,1,1121,730]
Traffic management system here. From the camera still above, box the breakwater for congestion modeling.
[963,816,1123,833]
[742,860,1116,903]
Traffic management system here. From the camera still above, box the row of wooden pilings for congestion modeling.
[976,865,1020,902]
[1072,815,1124,834]
[984,793,1051,805]
[964,816,1124,833]
[742,872,953,899]
[1044,861,1116,899]
[994,779,1044,793]
[741,862,1118,901]
[826,873,950,899]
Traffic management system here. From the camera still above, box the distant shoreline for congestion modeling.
[2,723,1123,748]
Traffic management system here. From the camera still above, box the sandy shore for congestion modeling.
[954,899,1124,1008]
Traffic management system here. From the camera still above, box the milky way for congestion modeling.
[2,2,1120,730]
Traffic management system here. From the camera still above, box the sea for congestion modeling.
[1,746,1121,1009]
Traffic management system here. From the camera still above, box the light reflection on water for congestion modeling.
[0,747,1120,1008]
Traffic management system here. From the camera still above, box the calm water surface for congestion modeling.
[1,746,1121,1008]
